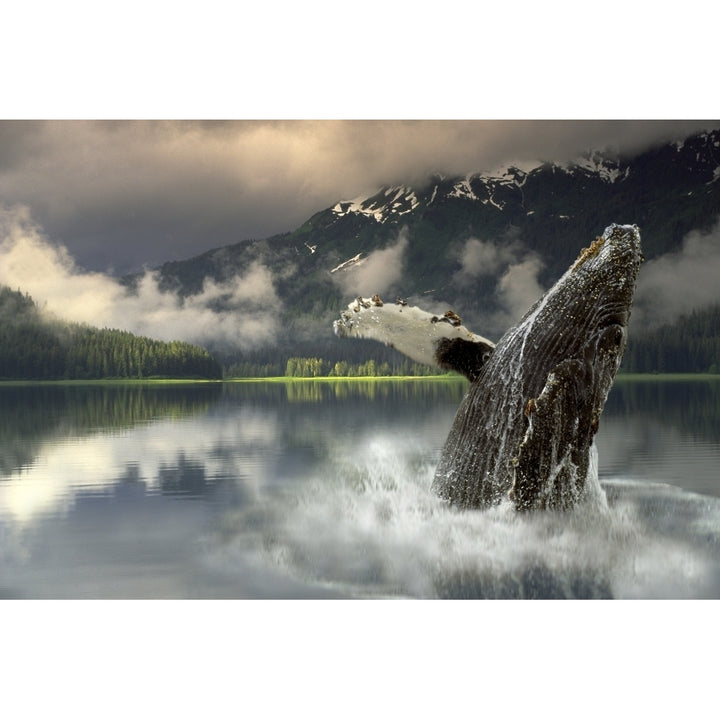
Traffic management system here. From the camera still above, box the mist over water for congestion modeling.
[2,379,720,599]
[218,431,720,599]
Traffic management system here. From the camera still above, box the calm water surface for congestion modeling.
[1,378,720,598]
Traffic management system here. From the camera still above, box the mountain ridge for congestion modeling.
[122,128,720,369]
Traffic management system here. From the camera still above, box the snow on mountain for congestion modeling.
[332,185,420,223]
[330,151,639,225]
[448,176,481,201]
[571,151,630,183]
[330,253,366,273]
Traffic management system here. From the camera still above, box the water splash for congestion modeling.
[213,433,720,598]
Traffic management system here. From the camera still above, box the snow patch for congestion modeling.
[448,175,479,201]
[485,160,541,179]
[330,253,365,274]
[573,152,628,183]
[333,186,419,222]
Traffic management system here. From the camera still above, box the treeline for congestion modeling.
[222,358,446,378]
[0,286,222,380]
[6,285,720,380]
[284,357,445,378]
[623,305,720,374]
[223,357,446,378]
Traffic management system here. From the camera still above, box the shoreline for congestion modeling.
[1,372,720,386]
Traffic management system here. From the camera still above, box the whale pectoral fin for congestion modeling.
[333,296,495,380]
[511,359,594,511]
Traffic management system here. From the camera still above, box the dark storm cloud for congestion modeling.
[0,120,48,170]
[0,120,718,273]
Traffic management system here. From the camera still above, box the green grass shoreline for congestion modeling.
[0,375,468,386]
[228,374,469,384]
[1,373,719,387]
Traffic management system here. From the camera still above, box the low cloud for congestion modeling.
[452,235,546,334]
[496,256,546,325]
[633,218,720,329]
[331,227,409,298]
[455,237,522,282]
[0,206,282,351]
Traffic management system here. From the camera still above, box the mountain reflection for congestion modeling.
[0,383,221,475]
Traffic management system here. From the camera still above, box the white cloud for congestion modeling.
[452,235,546,334]
[633,218,720,329]
[0,206,282,350]
[332,228,409,298]
[455,236,524,283]
[496,256,546,325]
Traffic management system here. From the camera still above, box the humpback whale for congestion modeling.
[333,224,643,511]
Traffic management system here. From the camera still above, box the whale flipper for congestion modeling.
[333,296,495,381]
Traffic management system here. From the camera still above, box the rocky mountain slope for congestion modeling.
[129,128,720,366]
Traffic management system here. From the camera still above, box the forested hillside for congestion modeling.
[0,286,222,380]
[3,283,718,379]
[623,305,720,374]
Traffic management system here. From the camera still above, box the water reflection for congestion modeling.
[600,378,720,498]
[1,378,719,598]
[0,383,222,475]
[608,377,720,442]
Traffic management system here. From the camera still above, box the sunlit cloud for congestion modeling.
[0,205,283,350]
[454,236,523,282]
[495,256,546,324]
[451,234,546,335]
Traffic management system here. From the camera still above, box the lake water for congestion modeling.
[2,377,720,599]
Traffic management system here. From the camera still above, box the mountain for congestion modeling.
[128,129,720,371]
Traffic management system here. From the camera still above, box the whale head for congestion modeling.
[517,223,643,388]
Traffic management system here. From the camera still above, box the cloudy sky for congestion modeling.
[2,3,717,274]
[1,119,717,274]
[1,5,717,350]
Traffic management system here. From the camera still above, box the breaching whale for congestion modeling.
[333,224,643,511]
